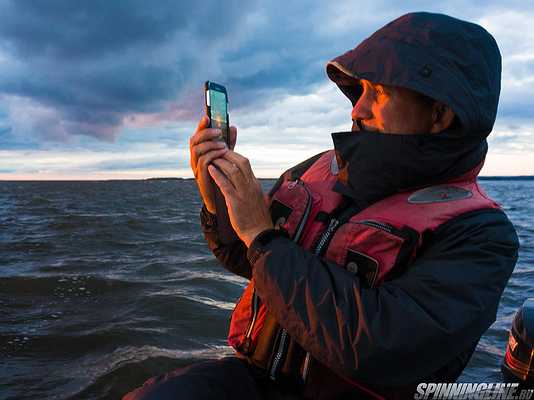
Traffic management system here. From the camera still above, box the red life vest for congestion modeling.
[228,150,500,396]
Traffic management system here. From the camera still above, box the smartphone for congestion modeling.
[204,81,237,244]
[205,81,229,145]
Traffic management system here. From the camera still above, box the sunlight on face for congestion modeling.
[351,79,435,134]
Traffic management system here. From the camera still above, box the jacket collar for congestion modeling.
[330,129,487,210]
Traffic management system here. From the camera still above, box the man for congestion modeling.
[125,11,519,400]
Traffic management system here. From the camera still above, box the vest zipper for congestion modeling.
[269,179,313,381]
[359,220,394,234]
[244,289,259,339]
[313,218,340,255]
[356,219,406,238]
[292,180,313,244]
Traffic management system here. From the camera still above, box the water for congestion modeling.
[0,179,532,399]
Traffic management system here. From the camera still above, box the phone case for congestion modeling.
[205,81,238,245]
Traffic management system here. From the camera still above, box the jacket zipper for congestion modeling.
[301,216,341,383]
[269,179,312,381]
[244,289,259,339]
[302,351,312,383]
[269,329,288,380]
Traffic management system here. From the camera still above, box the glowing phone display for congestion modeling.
[205,81,229,145]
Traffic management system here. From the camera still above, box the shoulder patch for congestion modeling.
[408,185,473,204]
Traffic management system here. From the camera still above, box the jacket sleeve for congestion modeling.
[200,151,329,280]
[200,204,253,279]
[248,209,519,386]
[199,173,287,280]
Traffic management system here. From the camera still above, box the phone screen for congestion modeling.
[208,89,228,143]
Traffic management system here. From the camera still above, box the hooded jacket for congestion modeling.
[201,12,519,398]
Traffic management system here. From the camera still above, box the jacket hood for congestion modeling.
[326,12,502,138]
[323,13,500,208]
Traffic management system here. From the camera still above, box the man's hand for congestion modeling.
[208,151,274,247]
[189,116,237,214]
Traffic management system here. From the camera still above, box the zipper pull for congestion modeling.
[287,179,300,190]
[326,217,339,234]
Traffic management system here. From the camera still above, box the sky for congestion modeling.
[0,0,533,180]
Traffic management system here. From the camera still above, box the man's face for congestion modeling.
[351,79,434,134]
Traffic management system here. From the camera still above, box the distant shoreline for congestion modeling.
[145,176,534,181]
[478,176,534,180]
[2,176,534,182]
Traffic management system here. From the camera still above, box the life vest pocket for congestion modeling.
[269,179,313,242]
[270,199,293,229]
[345,249,380,287]
[228,282,268,355]
[325,220,418,287]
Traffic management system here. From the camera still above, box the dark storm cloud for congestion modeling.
[0,0,258,141]
[0,0,391,144]
[0,0,533,145]
[0,0,237,60]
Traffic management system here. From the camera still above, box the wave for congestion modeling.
[0,275,149,296]
[67,344,234,400]
[147,289,237,311]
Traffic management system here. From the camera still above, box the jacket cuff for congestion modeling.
[246,228,290,266]
[200,204,217,232]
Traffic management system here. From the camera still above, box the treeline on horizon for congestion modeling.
[3,176,534,182]
[146,176,534,181]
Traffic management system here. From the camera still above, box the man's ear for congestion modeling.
[430,102,455,134]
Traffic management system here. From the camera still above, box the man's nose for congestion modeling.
[351,93,373,121]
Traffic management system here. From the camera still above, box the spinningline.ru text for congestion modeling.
[414,383,533,399]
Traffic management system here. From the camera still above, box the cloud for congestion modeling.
[0,141,187,177]
[475,10,534,122]
[1,78,533,180]
[0,1,409,144]
[0,1,533,179]
[0,0,259,142]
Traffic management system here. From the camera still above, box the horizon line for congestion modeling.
[2,175,534,182]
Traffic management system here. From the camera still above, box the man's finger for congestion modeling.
[194,140,227,160]
[196,115,210,132]
[222,151,252,176]
[223,150,249,165]
[190,138,225,175]
[197,148,228,171]
[208,165,235,198]
[211,157,250,190]
[211,158,245,184]
[190,128,223,146]
[229,126,237,150]
[190,115,210,145]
